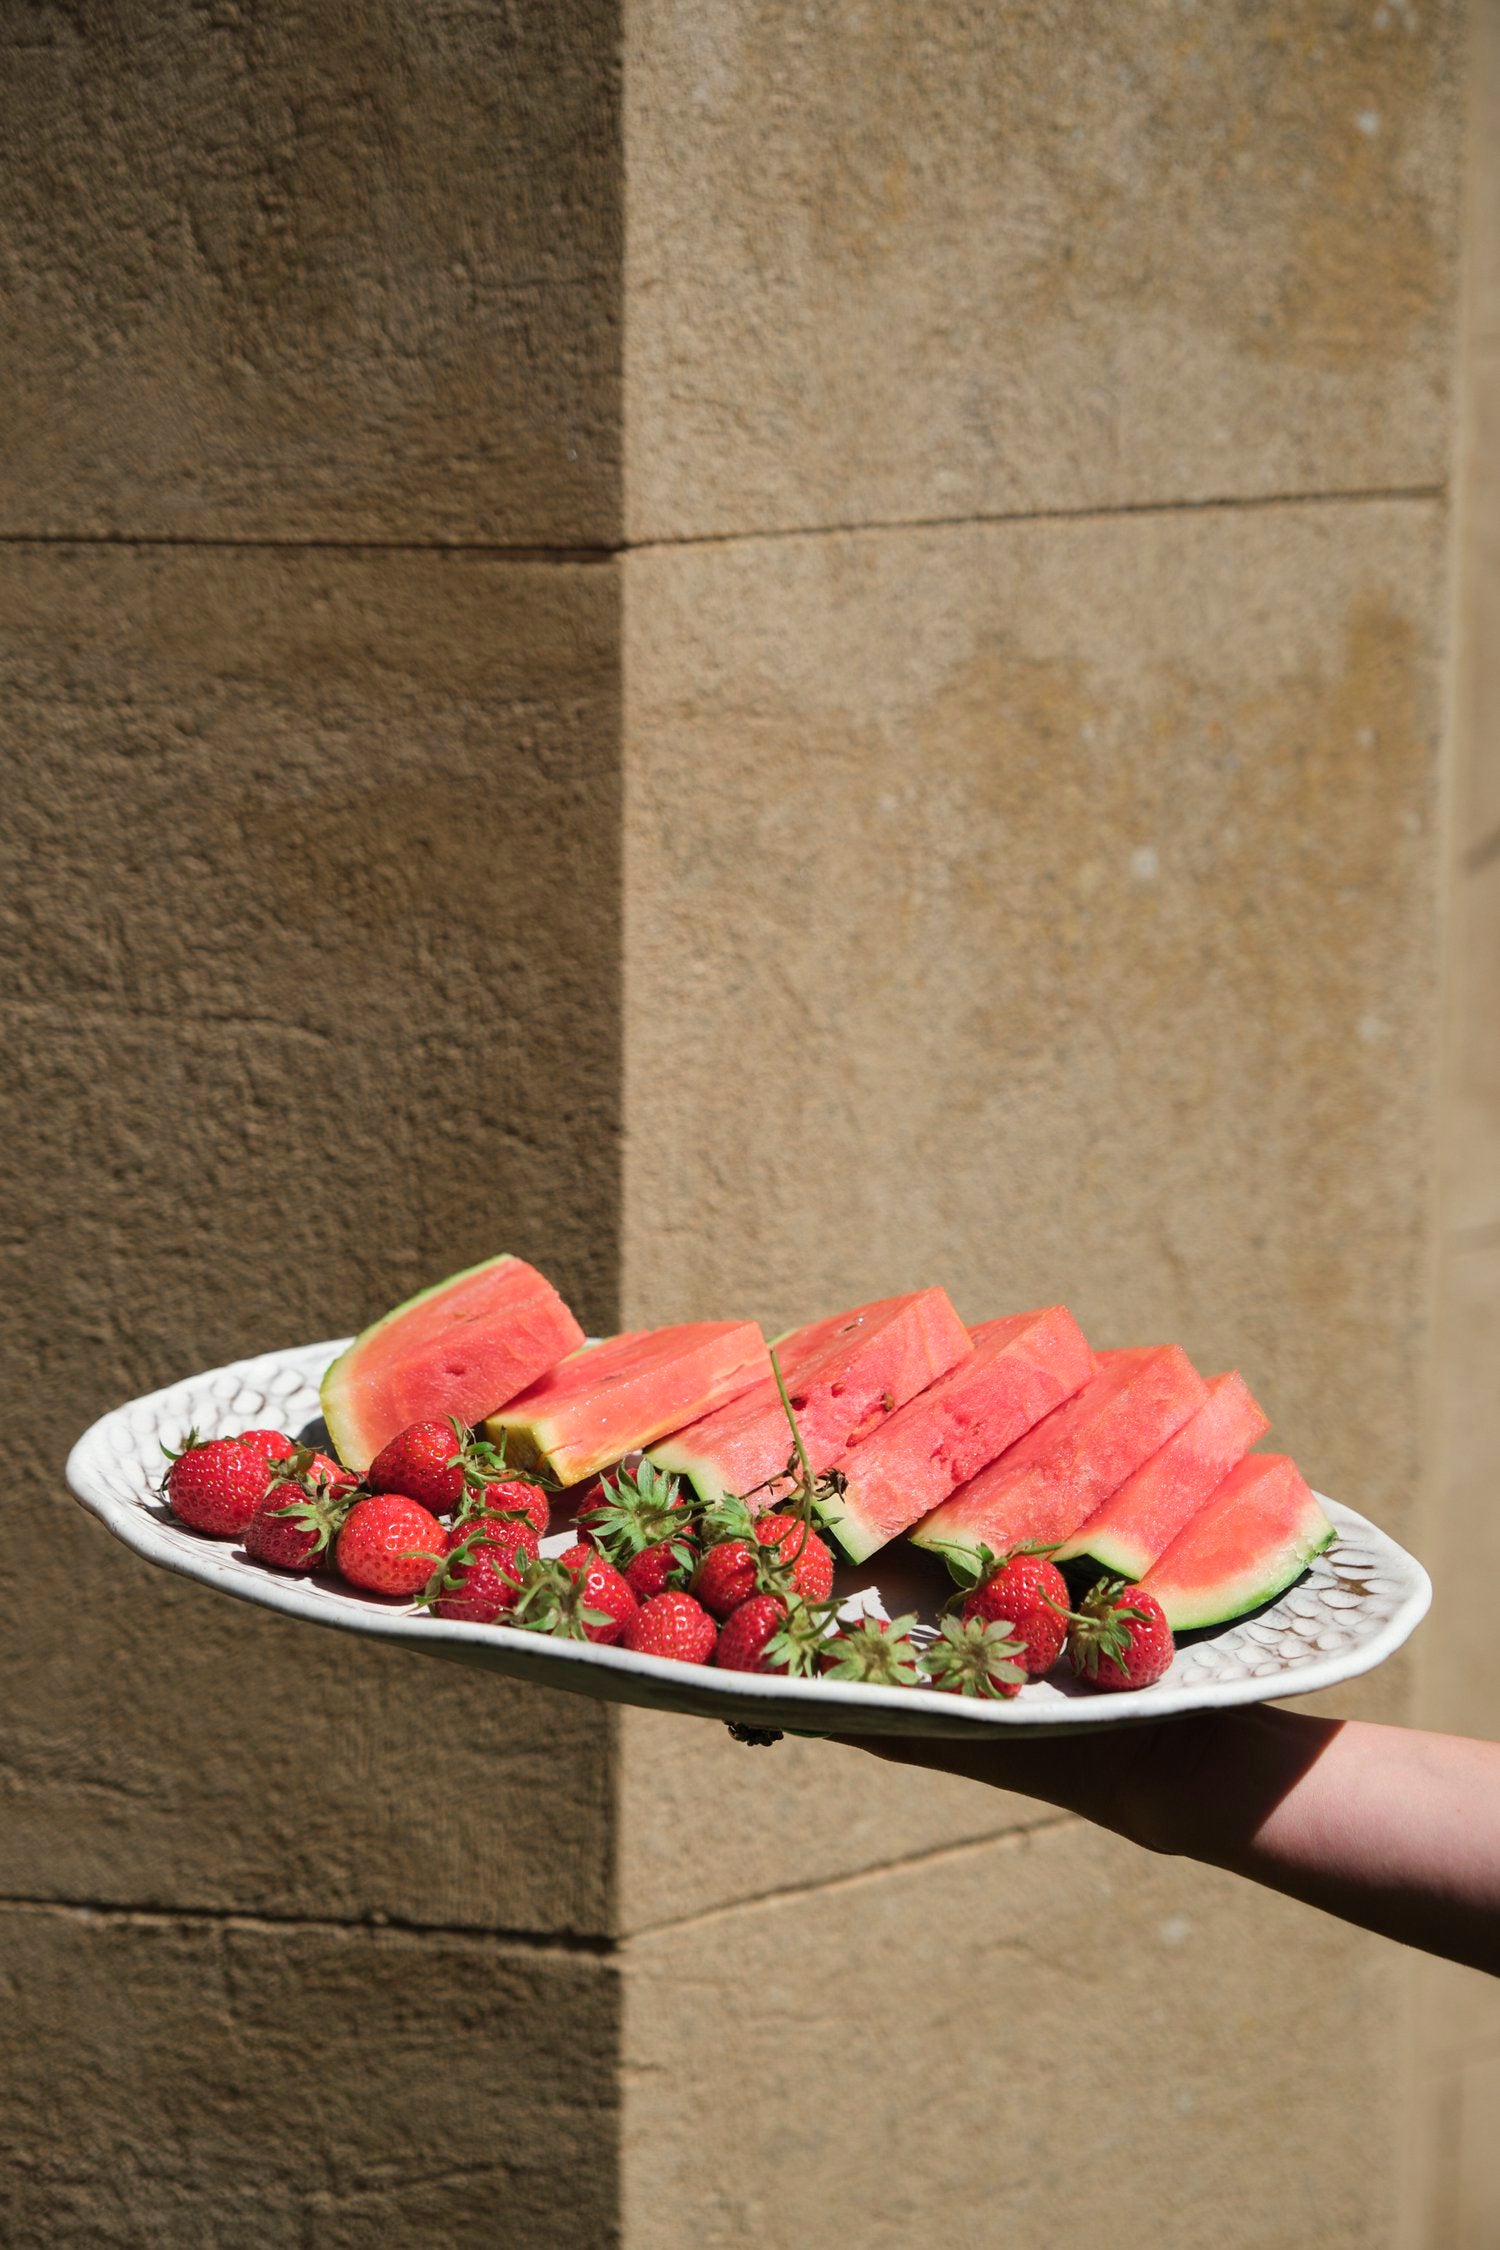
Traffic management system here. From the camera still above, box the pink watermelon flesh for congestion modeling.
[911,1344,1208,1566]
[482,1321,769,1486]
[1055,1370,1270,1579]
[646,1287,972,1506]
[813,1306,1094,1564]
[1139,1454,1335,1630]
[321,1253,585,1473]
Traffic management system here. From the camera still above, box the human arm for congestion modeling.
[840,1709,1500,1974]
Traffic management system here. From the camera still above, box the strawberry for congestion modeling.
[368,1420,471,1514]
[244,1450,355,1573]
[267,1443,359,1500]
[820,1612,922,1687]
[622,1590,718,1665]
[715,1592,834,1676]
[1067,1578,1174,1692]
[367,1418,549,1531]
[921,1614,1027,1699]
[624,1537,698,1601]
[558,1544,638,1644]
[694,1506,834,1619]
[509,1544,639,1646]
[457,1476,550,1542]
[163,1434,276,1537]
[760,1512,835,1602]
[235,1429,297,1463]
[418,1517,540,1625]
[953,1547,1070,1677]
[334,1493,445,1598]
[714,1593,789,1673]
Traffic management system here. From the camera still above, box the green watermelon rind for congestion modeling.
[321,1252,524,1468]
[809,1479,885,1567]
[647,1430,734,1508]
[907,1518,986,1567]
[1144,1507,1337,1632]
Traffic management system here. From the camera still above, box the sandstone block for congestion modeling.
[626,0,1459,539]
[3,546,621,1927]
[0,2,621,542]
[622,1815,1397,2247]
[0,1904,618,2246]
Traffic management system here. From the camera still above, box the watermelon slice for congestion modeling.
[811,1306,1093,1565]
[647,1287,972,1506]
[1139,1454,1335,1629]
[1054,1370,1270,1580]
[321,1254,585,1473]
[482,1321,769,1486]
[911,1344,1208,1567]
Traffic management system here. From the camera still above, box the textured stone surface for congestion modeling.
[1450,857,1500,1239]
[626,0,1460,540]
[4,546,619,1928]
[617,1706,1048,1931]
[621,1815,1398,2248]
[1,2,620,542]
[0,1904,618,2246]
[1407,14,1500,2232]
[623,504,1446,1562]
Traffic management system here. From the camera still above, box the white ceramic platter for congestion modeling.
[66,1338,1432,1739]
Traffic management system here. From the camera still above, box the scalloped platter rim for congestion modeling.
[64,1337,1432,1739]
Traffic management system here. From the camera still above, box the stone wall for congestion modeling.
[617,8,1460,2241]
[1407,1,1500,2241]
[2,8,626,2243]
[2,3,1468,2243]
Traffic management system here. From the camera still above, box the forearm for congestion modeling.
[844,1710,1500,1973]
[1122,1710,1500,1973]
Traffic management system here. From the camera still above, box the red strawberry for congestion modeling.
[244,1451,354,1573]
[236,1429,296,1463]
[921,1615,1027,1699]
[335,1494,445,1599]
[622,1590,718,1665]
[714,1593,789,1673]
[245,1500,332,1574]
[301,1450,360,1497]
[419,1517,540,1624]
[459,1476,550,1542]
[693,1538,758,1619]
[960,1552,1070,1677]
[266,1444,359,1501]
[164,1436,276,1537]
[624,1536,698,1601]
[694,1510,834,1619]
[368,1420,470,1514]
[509,1543,639,1645]
[557,1544,638,1645]
[1067,1579,1174,1692]
[759,1512,834,1601]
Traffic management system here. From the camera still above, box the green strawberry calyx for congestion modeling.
[919,1614,1027,1697]
[580,1459,692,1567]
[450,1422,559,1505]
[821,1611,922,1687]
[761,1594,842,1679]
